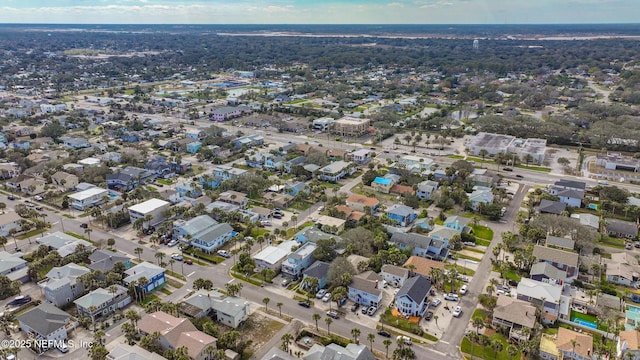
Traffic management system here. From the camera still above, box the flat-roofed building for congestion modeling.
[68,187,108,210]
[128,199,170,229]
[597,152,640,172]
[466,132,547,164]
[331,116,371,137]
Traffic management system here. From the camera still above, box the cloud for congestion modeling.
[387,2,405,8]
[419,1,453,8]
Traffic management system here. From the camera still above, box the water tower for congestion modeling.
[472,39,479,51]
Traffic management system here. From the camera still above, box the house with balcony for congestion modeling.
[468,186,494,210]
[42,263,91,307]
[302,261,330,291]
[349,149,372,165]
[492,296,537,342]
[173,215,218,239]
[254,240,298,271]
[416,180,439,200]
[264,154,284,170]
[74,285,131,320]
[346,194,379,213]
[381,264,409,288]
[189,223,235,254]
[606,252,640,288]
[88,249,131,273]
[128,198,170,229]
[175,181,203,199]
[212,165,248,180]
[348,271,383,308]
[218,191,248,208]
[395,275,432,317]
[539,328,594,360]
[371,177,394,194]
[617,330,640,360]
[17,177,46,195]
[51,171,78,192]
[386,204,417,226]
[123,262,165,293]
[281,242,317,279]
[68,187,108,210]
[17,303,71,349]
[318,161,354,182]
[516,278,566,324]
[531,245,579,283]
[179,289,250,328]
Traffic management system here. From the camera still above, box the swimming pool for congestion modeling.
[628,305,640,313]
[572,317,597,329]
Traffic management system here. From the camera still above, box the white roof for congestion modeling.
[128,198,170,214]
[516,278,562,303]
[78,157,101,165]
[68,187,108,201]
[254,240,297,265]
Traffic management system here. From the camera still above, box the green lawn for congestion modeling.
[471,225,494,240]
[476,239,491,247]
[452,253,482,262]
[156,179,174,185]
[17,228,48,240]
[379,308,437,342]
[516,164,552,173]
[598,236,625,249]
[445,264,476,276]
[570,310,605,330]
[461,333,520,360]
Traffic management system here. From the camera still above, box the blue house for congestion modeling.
[245,153,265,168]
[175,181,203,198]
[189,223,235,254]
[302,261,330,291]
[386,204,417,226]
[123,262,165,293]
[281,242,318,278]
[264,155,284,170]
[285,182,308,196]
[146,155,174,178]
[186,141,202,154]
[293,227,339,244]
[11,141,30,150]
[119,131,141,143]
[444,215,471,232]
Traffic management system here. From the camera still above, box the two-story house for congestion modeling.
[123,262,166,294]
[88,249,132,273]
[348,271,383,308]
[516,278,566,324]
[318,161,354,182]
[74,285,131,320]
[42,263,91,307]
[218,191,248,209]
[179,289,250,328]
[0,251,28,282]
[0,212,22,237]
[281,242,317,279]
[51,171,78,192]
[188,223,235,254]
[531,245,579,283]
[380,264,409,288]
[492,296,537,342]
[467,186,494,210]
[302,261,331,291]
[17,303,71,350]
[386,204,417,226]
[606,252,640,288]
[540,328,594,360]
[371,177,394,194]
[416,180,439,200]
[395,275,432,317]
[345,194,379,213]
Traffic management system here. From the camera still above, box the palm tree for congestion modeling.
[125,309,141,328]
[367,333,375,351]
[84,227,93,241]
[325,317,333,335]
[506,345,518,360]
[281,333,294,352]
[313,313,321,331]
[383,339,392,359]
[570,339,580,357]
[263,297,270,311]
[473,317,484,335]
[351,328,361,343]
[491,339,504,360]
[154,251,165,265]
[277,302,283,317]
[134,247,143,261]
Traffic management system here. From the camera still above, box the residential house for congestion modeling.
[305,343,375,360]
[128,198,170,229]
[0,212,22,236]
[88,249,132,273]
[51,171,78,191]
[302,261,330,291]
[68,187,109,210]
[491,296,537,341]
[106,167,155,191]
[349,149,372,165]
[37,232,94,257]
[264,154,284,170]
[17,303,71,350]
[371,177,394,194]
[179,289,250,328]
[607,218,639,239]
[60,136,90,149]
[536,199,567,215]
[138,311,217,360]
[78,157,102,167]
[618,330,640,360]
[395,275,432,317]
[606,252,640,288]
[188,223,235,254]
[444,215,471,232]
[390,184,415,197]
[281,242,317,279]
[175,181,203,199]
[106,343,168,360]
[386,204,417,227]
[294,227,339,244]
[173,215,218,239]
[212,165,248,181]
[17,177,46,195]
[123,262,166,293]
[571,213,599,230]
[312,117,334,131]
[416,180,439,200]
[345,194,379,213]
[0,251,28,282]
[254,240,298,271]
[348,271,383,308]
[555,188,584,208]
[531,245,579,283]
[391,232,431,257]
[540,328,594,360]
[146,155,174,178]
[42,263,91,307]
[318,161,354,182]
[470,169,499,188]
[315,215,346,234]
[233,134,264,149]
[552,180,586,192]
[516,278,566,324]
[285,156,307,174]
[218,191,248,208]
[545,235,576,251]
[285,182,308,196]
[403,256,445,280]
[186,141,202,154]
[74,285,131,319]
[413,217,434,231]
[185,129,205,140]
[467,186,494,210]
[381,264,409,288]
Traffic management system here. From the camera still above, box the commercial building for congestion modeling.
[128,198,170,229]
[596,152,640,172]
[466,132,547,165]
[331,116,371,137]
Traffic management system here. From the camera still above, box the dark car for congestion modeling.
[7,195,15,201]
[298,301,311,308]
[503,167,513,171]
[515,174,523,178]
[184,259,193,265]
[80,223,88,229]
[425,311,434,321]
[7,295,31,307]
[351,303,360,312]
[507,280,519,287]
[377,330,391,338]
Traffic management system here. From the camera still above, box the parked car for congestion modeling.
[167,240,179,247]
[80,223,88,229]
[367,306,378,316]
[503,167,513,171]
[35,206,43,211]
[459,285,468,295]
[626,242,633,250]
[425,311,434,321]
[282,278,291,287]
[322,293,332,302]
[507,280,519,287]
[326,310,339,319]
[184,259,193,265]
[57,342,69,353]
[377,330,391,338]
[498,285,511,292]
[298,301,311,308]
[7,295,31,307]
[452,306,463,317]
[397,336,412,346]
[7,195,15,200]
[217,250,230,258]
[444,293,459,301]
[170,253,183,261]
[316,289,327,299]
[34,195,43,201]
[351,303,360,312]
[635,241,640,248]
[431,298,442,307]
[361,306,369,314]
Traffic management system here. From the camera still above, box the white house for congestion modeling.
[68,187,108,210]
[128,198,170,229]
[17,303,71,351]
[380,264,409,288]
[395,275,432,317]
[253,240,297,271]
[0,212,22,236]
[281,242,318,278]
[180,289,250,328]
[348,271,383,308]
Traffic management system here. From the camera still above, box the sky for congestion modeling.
[0,0,638,25]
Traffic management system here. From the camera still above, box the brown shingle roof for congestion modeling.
[557,328,593,358]
[390,184,415,196]
[175,331,216,359]
[346,194,380,208]
[403,256,445,277]
[493,296,536,329]
[138,311,199,348]
[620,330,640,351]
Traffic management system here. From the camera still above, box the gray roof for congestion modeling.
[387,204,415,217]
[381,264,409,278]
[17,302,70,337]
[304,343,375,360]
[261,347,297,360]
[390,232,430,249]
[546,235,575,250]
[530,262,569,280]
[74,285,128,309]
[557,189,585,200]
[38,232,94,255]
[607,218,638,237]
[555,180,586,191]
[124,262,164,284]
[175,215,218,237]
[302,261,329,280]
[46,263,90,280]
[295,227,340,243]
[536,199,567,214]
[107,343,168,360]
[182,289,249,318]
[88,250,130,272]
[532,245,579,267]
[197,223,234,243]
[0,251,26,274]
[397,275,431,304]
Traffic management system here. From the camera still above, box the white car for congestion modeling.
[397,336,412,346]
[217,250,230,258]
[170,253,183,261]
[459,285,468,295]
[452,306,462,317]
[167,240,179,247]
[444,293,459,301]
[316,289,327,299]
[431,298,442,307]
[322,293,332,302]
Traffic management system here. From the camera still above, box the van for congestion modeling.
[598,180,609,185]
[397,336,412,346]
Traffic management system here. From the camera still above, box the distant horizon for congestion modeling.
[0,1,638,25]
[1,23,640,26]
